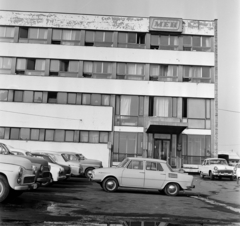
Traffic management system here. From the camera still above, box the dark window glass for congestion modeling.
[68,93,76,104]
[48,92,57,103]
[65,131,74,142]
[183,36,191,45]
[127,160,143,170]
[192,36,201,46]
[54,130,65,142]
[14,91,23,102]
[23,91,34,102]
[91,94,101,106]
[128,33,136,43]
[20,128,30,140]
[19,27,28,38]
[80,131,88,142]
[31,129,40,140]
[10,128,20,140]
[57,92,67,104]
[45,130,54,141]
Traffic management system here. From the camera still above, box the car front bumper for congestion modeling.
[14,183,38,190]
[37,177,51,183]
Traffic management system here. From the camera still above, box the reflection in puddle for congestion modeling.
[191,196,240,214]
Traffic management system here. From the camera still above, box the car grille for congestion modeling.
[23,176,35,184]
[218,170,233,174]
[66,168,71,174]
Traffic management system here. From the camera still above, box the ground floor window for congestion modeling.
[113,132,143,162]
[182,134,211,164]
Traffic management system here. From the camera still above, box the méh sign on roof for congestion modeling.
[150,17,183,32]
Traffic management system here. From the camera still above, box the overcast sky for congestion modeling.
[0,0,240,155]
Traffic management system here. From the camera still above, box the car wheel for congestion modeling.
[164,183,180,196]
[209,171,214,180]
[41,174,53,187]
[200,171,205,179]
[103,177,118,192]
[85,168,94,179]
[0,175,10,203]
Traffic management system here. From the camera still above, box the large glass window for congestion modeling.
[83,61,112,78]
[117,63,145,80]
[150,64,178,81]
[183,35,211,52]
[85,30,113,47]
[183,66,211,83]
[0,90,8,101]
[188,99,205,119]
[52,29,81,45]
[16,58,45,76]
[0,26,15,42]
[19,27,47,44]
[150,35,178,50]
[113,132,143,162]
[118,32,146,48]
[0,57,12,74]
[50,60,79,77]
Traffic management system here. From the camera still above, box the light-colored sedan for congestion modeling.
[90,157,195,196]
[199,158,235,180]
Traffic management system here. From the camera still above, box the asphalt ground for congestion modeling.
[0,174,239,226]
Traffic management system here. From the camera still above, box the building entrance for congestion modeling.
[153,139,170,161]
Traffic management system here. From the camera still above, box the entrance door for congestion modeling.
[153,140,170,161]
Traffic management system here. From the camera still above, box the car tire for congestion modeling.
[85,168,94,179]
[200,171,205,179]
[41,174,53,187]
[102,177,118,192]
[164,183,180,196]
[209,171,214,180]
[0,175,10,203]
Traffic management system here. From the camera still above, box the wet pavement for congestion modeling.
[0,175,240,225]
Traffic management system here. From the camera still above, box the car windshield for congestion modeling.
[117,158,129,168]
[26,152,33,157]
[62,154,79,161]
[209,159,228,165]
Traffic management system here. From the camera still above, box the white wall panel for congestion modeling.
[0,43,214,66]
[0,75,215,99]
[0,139,110,167]
[0,102,112,131]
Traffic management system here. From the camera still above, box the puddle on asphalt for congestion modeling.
[191,196,240,214]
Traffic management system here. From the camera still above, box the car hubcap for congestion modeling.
[168,184,177,194]
[106,180,116,190]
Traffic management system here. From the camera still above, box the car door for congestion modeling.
[121,159,145,188]
[200,160,206,174]
[144,161,166,189]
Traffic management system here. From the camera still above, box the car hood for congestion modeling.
[0,155,33,170]
[215,165,234,170]
[17,156,49,166]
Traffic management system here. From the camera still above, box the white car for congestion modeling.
[90,157,195,196]
[199,158,235,180]
[0,155,37,203]
[234,163,240,184]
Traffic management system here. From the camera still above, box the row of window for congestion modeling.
[0,26,213,52]
[0,90,111,106]
[0,127,109,143]
[0,57,213,83]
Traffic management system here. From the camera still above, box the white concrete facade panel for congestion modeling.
[0,75,215,98]
[0,43,215,66]
[0,139,110,167]
[0,102,113,131]
[0,11,214,35]
[182,129,211,135]
[114,126,144,132]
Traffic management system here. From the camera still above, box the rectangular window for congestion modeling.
[65,130,74,142]
[19,27,47,44]
[183,66,211,83]
[89,131,99,143]
[67,93,76,104]
[183,35,211,52]
[153,97,172,117]
[45,129,54,141]
[16,58,45,75]
[54,130,65,142]
[48,92,57,103]
[23,91,34,103]
[34,92,43,103]
[14,91,23,102]
[0,26,14,42]
[0,57,12,74]
[85,31,113,47]
[117,63,145,80]
[80,131,89,142]
[91,94,101,106]
[83,61,93,77]
[31,129,40,140]
[102,95,110,106]
[0,127,5,139]
[150,64,178,81]
[150,35,178,50]
[93,62,112,78]
[118,32,146,48]
[10,128,20,140]
[82,94,91,105]
[100,132,108,143]
[57,92,67,104]
[0,90,8,101]
[188,99,205,119]
[20,128,30,140]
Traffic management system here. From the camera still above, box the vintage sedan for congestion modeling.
[90,157,195,196]
[1,143,51,186]
[32,150,83,177]
[199,158,235,180]
[61,152,103,178]
[0,155,37,202]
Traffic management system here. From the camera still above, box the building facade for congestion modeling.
[0,11,217,168]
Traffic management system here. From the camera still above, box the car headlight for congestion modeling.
[214,166,218,171]
[40,165,44,172]
[32,165,37,175]
[17,167,23,184]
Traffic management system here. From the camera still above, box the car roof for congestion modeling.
[204,158,227,160]
[33,150,62,156]
[127,157,166,163]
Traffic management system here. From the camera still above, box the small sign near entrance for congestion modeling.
[150,17,183,32]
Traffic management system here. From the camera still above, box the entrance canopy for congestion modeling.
[146,121,188,134]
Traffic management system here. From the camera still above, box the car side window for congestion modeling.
[127,160,143,170]
[146,162,163,171]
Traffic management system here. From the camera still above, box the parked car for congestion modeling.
[0,154,37,202]
[32,150,83,177]
[234,163,240,184]
[90,157,195,196]
[60,152,103,178]
[198,158,236,180]
[31,153,71,180]
[10,149,66,186]
[0,143,51,186]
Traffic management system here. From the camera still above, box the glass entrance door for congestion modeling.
[153,140,170,161]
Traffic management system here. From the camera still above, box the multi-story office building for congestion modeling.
[0,10,217,168]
